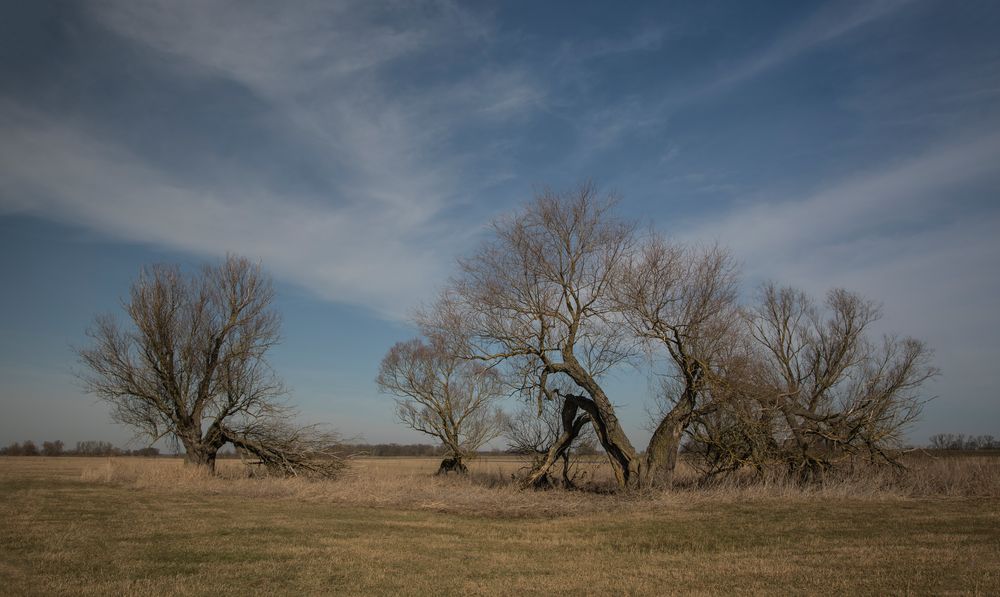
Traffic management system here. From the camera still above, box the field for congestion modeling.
[2,456,999,595]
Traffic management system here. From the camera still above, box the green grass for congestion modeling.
[1,457,998,595]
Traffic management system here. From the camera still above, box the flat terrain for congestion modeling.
[1,456,998,595]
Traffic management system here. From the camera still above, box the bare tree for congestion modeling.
[424,183,647,488]
[376,334,505,474]
[613,237,742,486]
[78,255,343,477]
[736,283,938,477]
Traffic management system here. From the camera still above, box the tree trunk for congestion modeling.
[641,416,685,488]
[182,443,218,472]
[436,455,467,475]
[639,390,698,489]
[178,427,220,473]
[550,358,640,490]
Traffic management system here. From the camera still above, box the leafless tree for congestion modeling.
[77,255,343,477]
[613,237,742,486]
[423,183,649,488]
[735,283,938,478]
[376,334,505,474]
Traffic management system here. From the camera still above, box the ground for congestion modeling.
[1,456,998,595]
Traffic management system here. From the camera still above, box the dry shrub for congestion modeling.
[80,453,1000,518]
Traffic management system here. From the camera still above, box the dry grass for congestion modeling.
[76,452,1000,517]
[2,455,999,595]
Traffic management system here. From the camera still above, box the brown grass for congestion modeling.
[2,455,999,595]
[76,452,1000,517]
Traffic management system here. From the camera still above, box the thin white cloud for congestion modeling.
[562,0,918,155]
[705,0,915,95]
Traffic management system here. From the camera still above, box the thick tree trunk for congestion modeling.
[436,455,468,475]
[521,390,646,490]
[178,426,221,473]
[553,357,641,489]
[182,443,218,472]
[641,416,685,488]
[639,390,698,489]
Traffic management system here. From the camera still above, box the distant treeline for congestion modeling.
[329,442,603,457]
[0,440,161,457]
[14,436,995,457]
[329,443,540,457]
[0,440,496,458]
[330,443,447,457]
[927,434,999,451]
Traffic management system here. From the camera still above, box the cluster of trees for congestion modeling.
[928,434,999,451]
[0,440,160,457]
[377,183,938,489]
[329,443,448,457]
[76,184,938,489]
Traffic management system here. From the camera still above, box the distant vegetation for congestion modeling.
[0,440,159,457]
[928,434,999,450]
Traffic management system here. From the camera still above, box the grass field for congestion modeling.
[2,456,999,595]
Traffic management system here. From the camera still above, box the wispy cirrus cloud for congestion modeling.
[90,0,540,211]
[0,1,546,317]
[702,0,916,96]
[0,103,453,318]
[560,0,918,156]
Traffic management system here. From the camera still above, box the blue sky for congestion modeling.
[1,0,998,448]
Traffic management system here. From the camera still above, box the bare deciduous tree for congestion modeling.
[428,183,645,487]
[78,255,343,477]
[376,334,505,474]
[722,283,939,478]
[614,237,742,486]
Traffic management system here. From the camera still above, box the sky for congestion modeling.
[1,0,998,449]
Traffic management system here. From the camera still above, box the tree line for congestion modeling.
[75,183,940,488]
[927,434,999,451]
[0,440,159,457]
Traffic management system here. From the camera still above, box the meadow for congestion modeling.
[2,455,999,595]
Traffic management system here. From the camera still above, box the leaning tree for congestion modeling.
[77,254,342,477]
[431,183,640,488]
[376,333,505,474]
